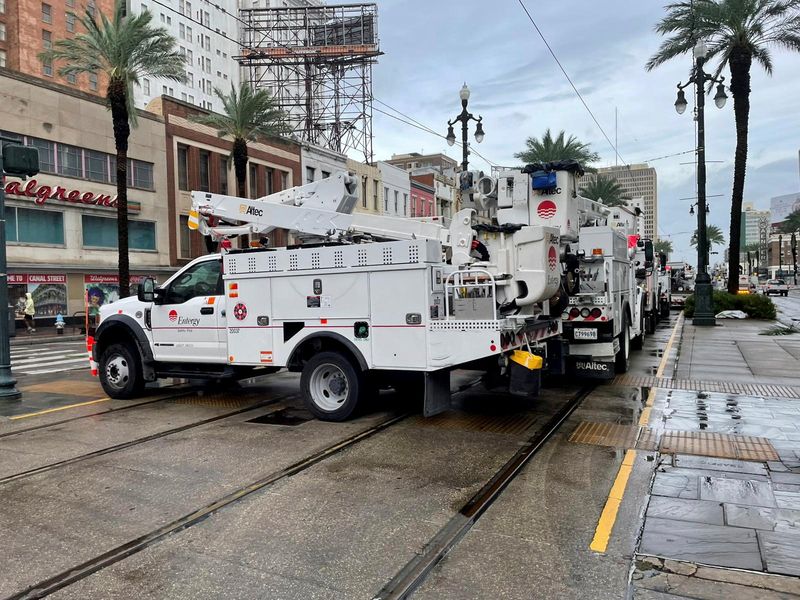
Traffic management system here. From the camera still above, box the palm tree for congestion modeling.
[192,83,288,198]
[646,0,800,295]
[580,177,630,207]
[40,1,185,298]
[780,209,800,233]
[514,128,600,167]
[690,225,725,253]
[654,239,674,257]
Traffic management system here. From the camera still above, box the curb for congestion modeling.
[10,334,85,347]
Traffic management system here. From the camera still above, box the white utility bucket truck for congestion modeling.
[92,173,565,420]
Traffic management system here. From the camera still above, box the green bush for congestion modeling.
[683,291,776,319]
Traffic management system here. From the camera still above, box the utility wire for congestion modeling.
[515,0,625,165]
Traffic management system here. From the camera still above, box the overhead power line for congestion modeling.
[515,0,625,166]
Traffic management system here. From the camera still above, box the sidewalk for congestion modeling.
[9,328,85,346]
[631,318,800,598]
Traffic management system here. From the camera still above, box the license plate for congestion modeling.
[574,328,597,340]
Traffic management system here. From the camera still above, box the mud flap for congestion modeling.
[568,357,616,380]
[423,369,451,417]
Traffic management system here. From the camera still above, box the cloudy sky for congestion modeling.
[366,0,800,266]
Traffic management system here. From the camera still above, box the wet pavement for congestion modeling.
[1,311,799,599]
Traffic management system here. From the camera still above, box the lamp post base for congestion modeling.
[692,279,716,327]
[0,367,21,402]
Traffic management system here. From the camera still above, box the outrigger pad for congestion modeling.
[423,370,451,417]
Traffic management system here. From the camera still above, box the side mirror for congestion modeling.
[137,277,155,303]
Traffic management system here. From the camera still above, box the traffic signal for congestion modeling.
[2,144,39,177]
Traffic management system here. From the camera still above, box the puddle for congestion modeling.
[247,408,312,426]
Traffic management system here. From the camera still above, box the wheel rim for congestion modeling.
[105,354,130,391]
[309,363,349,411]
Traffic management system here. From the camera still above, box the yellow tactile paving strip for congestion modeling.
[570,421,779,462]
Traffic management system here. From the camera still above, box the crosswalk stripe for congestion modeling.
[11,349,84,359]
[12,353,87,365]
[19,365,90,375]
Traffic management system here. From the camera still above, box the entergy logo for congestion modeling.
[548,246,558,271]
[168,309,178,322]
[537,200,557,219]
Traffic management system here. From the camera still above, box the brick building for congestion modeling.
[0,0,111,95]
[410,177,435,218]
[147,96,301,265]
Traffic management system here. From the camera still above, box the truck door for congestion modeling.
[150,258,225,363]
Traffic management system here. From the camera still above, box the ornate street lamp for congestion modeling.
[674,40,728,326]
[445,83,485,172]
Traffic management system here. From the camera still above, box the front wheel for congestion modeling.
[99,343,145,399]
[301,351,363,422]
[615,314,631,374]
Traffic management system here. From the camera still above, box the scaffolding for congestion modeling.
[239,3,381,163]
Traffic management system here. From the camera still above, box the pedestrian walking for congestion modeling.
[23,292,36,333]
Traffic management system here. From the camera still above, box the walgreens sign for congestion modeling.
[3,179,140,213]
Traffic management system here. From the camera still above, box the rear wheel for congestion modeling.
[99,342,145,399]
[301,351,363,422]
[615,314,631,374]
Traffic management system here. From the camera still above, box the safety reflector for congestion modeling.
[187,209,199,230]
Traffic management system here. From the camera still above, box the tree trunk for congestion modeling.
[108,77,131,298]
[232,137,248,198]
[726,48,751,294]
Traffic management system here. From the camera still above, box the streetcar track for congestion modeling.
[373,384,596,600]
[0,395,292,487]
[6,378,485,599]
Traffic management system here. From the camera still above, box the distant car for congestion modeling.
[764,279,789,296]
[737,274,756,295]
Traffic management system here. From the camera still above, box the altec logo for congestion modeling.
[239,204,264,217]
[168,310,178,322]
[537,200,557,219]
[548,246,558,271]
[575,361,609,372]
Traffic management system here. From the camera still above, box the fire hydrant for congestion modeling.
[55,313,65,335]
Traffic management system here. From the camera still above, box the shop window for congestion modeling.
[82,215,156,250]
[57,144,82,177]
[177,145,189,190]
[86,150,108,182]
[199,150,210,192]
[8,207,64,245]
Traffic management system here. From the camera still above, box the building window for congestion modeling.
[281,171,288,191]
[87,0,95,16]
[177,145,189,191]
[28,138,55,173]
[403,193,408,216]
[57,144,82,177]
[42,29,52,49]
[89,73,97,91]
[130,160,154,190]
[373,179,379,210]
[179,215,191,258]
[143,78,150,95]
[198,150,210,192]
[186,72,193,88]
[66,12,75,32]
[42,2,52,23]
[394,190,399,214]
[0,23,5,41]
[0,0,5,13]
[266,167,274,195]
[361,178,367,208]
[305,166,315,184]
[384,187,389,212]
[85,150,108,182]
[249,164,259,197]
[7,207,65,245]
[0,50,6,69]
[82,216,156,250]
[66,73,77,85]
[219,156,228,195]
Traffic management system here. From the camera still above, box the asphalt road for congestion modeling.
[771,288,800,325]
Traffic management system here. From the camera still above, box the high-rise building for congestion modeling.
[740,202,770,246]
[128,0,240,112]
[0,0,113,95]
[583,163,658,240]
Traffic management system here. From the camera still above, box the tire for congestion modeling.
[99,342,145,399]
[301,351,363,422]
[615,313,631,374]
